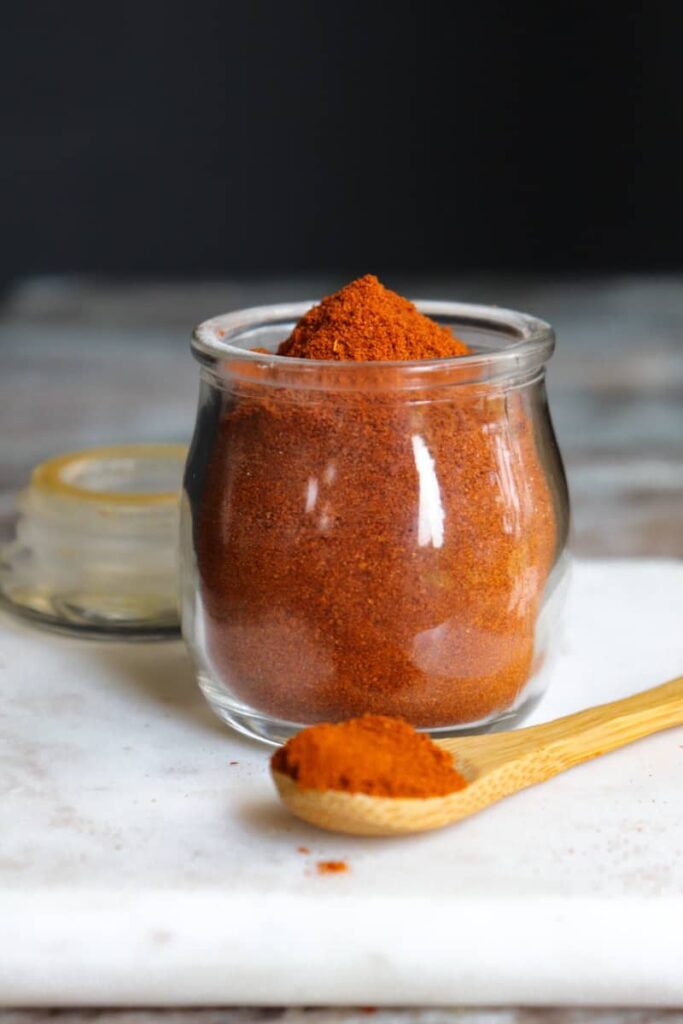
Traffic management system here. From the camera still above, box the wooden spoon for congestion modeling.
[272,675,683,836]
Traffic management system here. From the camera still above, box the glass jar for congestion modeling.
[1,444,186,638]
[182,301,570,745]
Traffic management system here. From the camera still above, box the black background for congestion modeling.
[2,1,682,285]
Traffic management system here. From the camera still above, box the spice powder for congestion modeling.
[272,715,468,798]
[196,276,556,727]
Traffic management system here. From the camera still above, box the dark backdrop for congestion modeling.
[2,1,682,284]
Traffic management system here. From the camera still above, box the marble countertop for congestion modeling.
[1,275,682,1022]
[4,1013,683,1024]
[2,560,683,1014]
[5,1012,683,1023]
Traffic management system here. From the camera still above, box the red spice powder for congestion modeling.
[272,715,467,798]
[278,274,468,361]
[316,860,349,874]
[197,277,556,727]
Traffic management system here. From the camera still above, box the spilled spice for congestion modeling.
[316,860,349,874]
[272,715,467,798]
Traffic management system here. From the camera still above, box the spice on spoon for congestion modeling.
[271,715,467,798]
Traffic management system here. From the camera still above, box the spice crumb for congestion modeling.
[229,761,239,765]
[316,860,349,874]
[297,846,310,855]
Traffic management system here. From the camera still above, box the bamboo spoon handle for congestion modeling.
[272,675,683,836]
[440,674,683,778]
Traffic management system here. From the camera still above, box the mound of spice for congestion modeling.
[278,274,469,361]
[272,715,467,798]
[197,276,556,727]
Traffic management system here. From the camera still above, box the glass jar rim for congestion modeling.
[30,444,187,509]
[192,299,554,383]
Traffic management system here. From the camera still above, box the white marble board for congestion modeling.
[1,560,683,1007]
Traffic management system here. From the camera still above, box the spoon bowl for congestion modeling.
[272,675,683,836]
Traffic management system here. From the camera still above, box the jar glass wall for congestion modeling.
[182,302,570,745]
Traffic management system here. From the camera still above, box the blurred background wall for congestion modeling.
[2,0,682,287]
[1,1,682,556]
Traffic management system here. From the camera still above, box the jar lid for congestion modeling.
[0,444,187,639]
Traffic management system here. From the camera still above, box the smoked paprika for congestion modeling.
[272,715,467,798]
[278,274,468,361]
[194,277,558,731]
